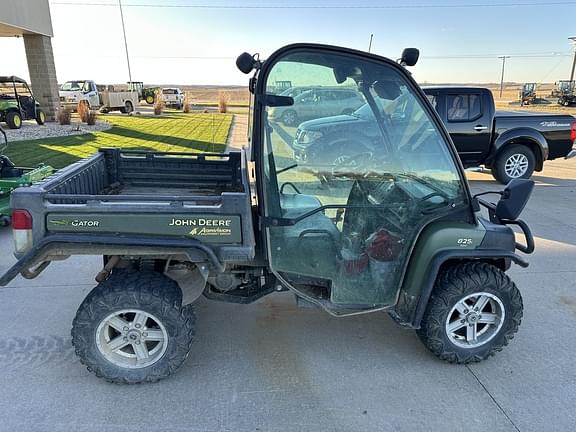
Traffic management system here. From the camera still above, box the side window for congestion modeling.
[447,94,482,122]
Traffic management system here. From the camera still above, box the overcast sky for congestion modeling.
[3,0,576,85]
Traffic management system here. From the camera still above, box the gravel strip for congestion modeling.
[2,120,112,142]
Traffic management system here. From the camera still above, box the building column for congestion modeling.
[23,34,59,121]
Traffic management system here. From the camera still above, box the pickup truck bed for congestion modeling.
[8,148,255,271]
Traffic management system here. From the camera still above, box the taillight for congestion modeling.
[571,121,576,143]
[12,209,33,253]
[12,209,33,230]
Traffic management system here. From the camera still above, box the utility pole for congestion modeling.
[498,55,510,98]
[368,34,374,53]
[119,0,132,83]
[569,37,576,83]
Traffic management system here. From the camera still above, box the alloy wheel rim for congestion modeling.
[504,153,529,178]
[445,292,505,348]
[284,111,296,124]
[96,309,169,369]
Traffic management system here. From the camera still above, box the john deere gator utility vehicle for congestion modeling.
[0,76,46,129]
[0,125,53,225]
[0,44,535,383]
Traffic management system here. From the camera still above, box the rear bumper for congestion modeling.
[0,234,230,287]
[566,148,576,159]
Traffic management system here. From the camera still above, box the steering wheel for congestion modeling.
[331,151,374,179]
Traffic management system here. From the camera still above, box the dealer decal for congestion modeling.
[540,121,570,127]
[46,213,242,244]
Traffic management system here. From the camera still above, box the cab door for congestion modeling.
[258,47,468,306]
[443,91,492,166]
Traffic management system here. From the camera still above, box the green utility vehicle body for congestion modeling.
[0,164,54,222]
[0,44,535,383]
[0,76,46,129]
[0,126,54,224]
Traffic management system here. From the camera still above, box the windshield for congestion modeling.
[60,81,85,91]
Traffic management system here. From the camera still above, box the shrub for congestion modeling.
[86,110,97,126]
[153,89,164,115]
[218,91,229,113]
[183,92,192,113]
[57,106,72,125]
[77,100,90,123]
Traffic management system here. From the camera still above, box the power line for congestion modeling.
[49,1,576,9]
[52,53,570,60]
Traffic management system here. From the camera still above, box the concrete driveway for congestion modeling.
[0,158,574,432]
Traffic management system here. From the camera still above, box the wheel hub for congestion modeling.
[465,312,480,324]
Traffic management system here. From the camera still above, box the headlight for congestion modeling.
[297,130,323,144]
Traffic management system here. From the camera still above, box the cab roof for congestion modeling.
[0,76,28,84]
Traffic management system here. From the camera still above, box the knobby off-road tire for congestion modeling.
[417,262,522,364]
[35,109,46,125]
[492,144,536,184]
[71,271,195,384]
[6,111,22,129]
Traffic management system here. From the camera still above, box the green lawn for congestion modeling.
[6,113,233,169]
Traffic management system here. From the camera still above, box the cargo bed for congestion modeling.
[9,148,255,267]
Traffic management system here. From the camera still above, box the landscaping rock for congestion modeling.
[3,120,112,143]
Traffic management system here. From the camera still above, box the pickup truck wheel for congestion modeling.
[71,271,195,384]
[281,110,298,126]
[6,111,22,129]
[124,101,134,114]
[416,262,522,364]
[492,145,535,184]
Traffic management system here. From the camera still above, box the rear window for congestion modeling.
[162,89,178,95]
[447,94,481,122]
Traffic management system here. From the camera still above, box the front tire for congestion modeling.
[71,271,195,384]
[492,144,535,184]
[417,262,522,364]
[146,95,154,104]
[6,111,22,129]
[281,109,298,126]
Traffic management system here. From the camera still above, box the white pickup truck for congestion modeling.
[161,87,184,109]
[59,80,139,113]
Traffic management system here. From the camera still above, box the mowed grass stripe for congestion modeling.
[6,113,233,169]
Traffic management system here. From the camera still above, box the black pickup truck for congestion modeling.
[293,86,576,183]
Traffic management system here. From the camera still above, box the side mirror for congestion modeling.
[237,52,256,74]
[495,179,534,220]
[400,48,419,67]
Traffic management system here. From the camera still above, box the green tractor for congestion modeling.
[127,81,158,105]
[0,76,46,129]
[0,125,54,225]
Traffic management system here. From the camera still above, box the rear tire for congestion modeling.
[146,95,154,104]
[6,111,22,129]
[71,271,195,384]
[35,109,46,125]
[417,262,522,364]
[492,144,535,184]
[124,101,134,114]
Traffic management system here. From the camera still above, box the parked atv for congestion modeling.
[0,44,535,383]
[0,76,46,129]
[0,125,54,225]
